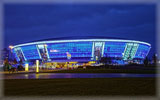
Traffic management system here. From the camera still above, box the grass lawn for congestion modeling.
[4,78,156,96]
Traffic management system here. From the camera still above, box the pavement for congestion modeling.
[0,69,65,75]
[0,70,34,74]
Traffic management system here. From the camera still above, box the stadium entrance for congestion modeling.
[37,44,49,61]
[93,42,105,62]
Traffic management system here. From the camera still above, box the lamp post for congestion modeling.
[25,63,29,72]
[36,60,39,73]
[8,45,14,61]
[9,45,14,49]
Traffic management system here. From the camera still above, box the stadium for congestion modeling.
[10,36,151,68]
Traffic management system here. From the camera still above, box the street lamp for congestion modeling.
[44,44,47,47]
[9,45,14,50]
[8,45,14,61]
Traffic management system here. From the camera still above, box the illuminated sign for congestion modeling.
[67,52,71,59]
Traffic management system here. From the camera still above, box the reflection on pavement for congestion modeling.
[2,73,158,79]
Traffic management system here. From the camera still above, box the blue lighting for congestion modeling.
[11,39,151,64]
[21,45,40,60]
[14,47,25,61]
[135,44,150,59]
[104,42,126,57]
[47,42,93,59]
[12,49,20,61]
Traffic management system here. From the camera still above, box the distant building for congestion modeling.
[1,48,9,60]
[0,48,9,64]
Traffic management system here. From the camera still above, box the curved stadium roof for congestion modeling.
[13,36,151,48]
[30,36,127,42]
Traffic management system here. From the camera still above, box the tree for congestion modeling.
[3,58,9,71]
[143,57,149,67]
[100,56,112,65]
[13,58,17,64]
[19,59,23,64]
[152,54,158,66]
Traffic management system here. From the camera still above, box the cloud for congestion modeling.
[109,9,129,14]
[4,4,155,52]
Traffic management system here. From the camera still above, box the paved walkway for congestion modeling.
[0,70,33,74]
[0,69,65,74]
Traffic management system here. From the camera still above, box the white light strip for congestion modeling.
[91,42,95,58]
[123,43,128,58]
[13,48,20,61]
[36,45,42,59]
[20,48,27,61]
[101,42,105,57]
[146,47,151,57]
[44,44,50,59]
[13,39,151,48]
[133,44,139,58]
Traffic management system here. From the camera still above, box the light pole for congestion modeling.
[9,45,14,62]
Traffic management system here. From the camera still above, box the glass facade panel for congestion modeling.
[130,43,139,59]
[104,42,126,57]
[123,43,139,60]
[135,44,150,59]
[21,45,40,60]
[12,48,20,61]
[47,42,93,59]
[14,47,25,61]
[12,40,151,63]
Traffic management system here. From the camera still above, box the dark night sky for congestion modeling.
[4,4,156,58]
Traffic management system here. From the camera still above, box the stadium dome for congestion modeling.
[11,36,151,65]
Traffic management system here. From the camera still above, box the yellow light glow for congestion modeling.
[36,60,39,73]
[25,63,29,72]
[36,74,40,79]
[89,61,96,64]
[44,44,47,47]
[9,45,14,49]
[69,62,77,64]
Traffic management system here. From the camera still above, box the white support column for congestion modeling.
[101,42,105,57]
[36,45,42,59]
[44,44,50,60]
[133,44,139,58]
[91,42,95,60]
[20,47,27,61]
[14,48,20,61]
[146,46,151,57]
[123,43,128,59]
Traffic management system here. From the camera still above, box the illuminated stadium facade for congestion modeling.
[11,36,151,65]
